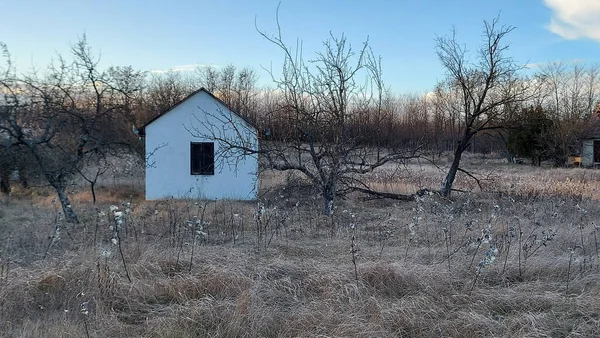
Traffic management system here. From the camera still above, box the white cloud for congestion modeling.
[150,63,216,74]
[544,0,600,41]
[525,62,544,69]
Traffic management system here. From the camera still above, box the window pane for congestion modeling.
[202,143,214,174]
[191,142,214,175]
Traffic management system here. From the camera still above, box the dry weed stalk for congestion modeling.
[80,301,91,338]
[111,205,131,283]
[3,160,600,337]
[0,259,8,284]
[350,224,359,285]
[189,201,209,272]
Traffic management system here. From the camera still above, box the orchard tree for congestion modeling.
[436,17,529,196]
[190,18,421,214]
[0,142,34,195]
[0,37,144,222]
[0,140,13,195]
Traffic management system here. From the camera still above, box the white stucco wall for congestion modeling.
[145,90,258,200]
[582,140,594,167]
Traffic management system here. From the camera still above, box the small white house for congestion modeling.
[138,88,258,200]
[581,109,600,168]
[582,133,600,168]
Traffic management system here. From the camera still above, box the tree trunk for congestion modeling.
[17,167,28,188]
[55,185,79,224]
[322,184,335,215]
[441,134,471,197]
[90,181,97,204]
[0,171,11,195]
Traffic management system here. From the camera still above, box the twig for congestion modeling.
[457,167,483,190]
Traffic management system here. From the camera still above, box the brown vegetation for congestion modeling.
[1,158,599,337]
[2,16,600,337]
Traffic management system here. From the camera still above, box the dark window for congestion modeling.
[191,142,214,175]
[594,140,600,163]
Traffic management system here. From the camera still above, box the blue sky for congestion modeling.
[2,0,600,93]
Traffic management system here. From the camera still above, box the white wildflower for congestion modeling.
[478,245,498,271]
[80,302,89,316]
[101,249,111,258]
[408,223,416,236]
[327,200,334,215]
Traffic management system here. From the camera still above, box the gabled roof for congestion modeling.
[137,87,257,137]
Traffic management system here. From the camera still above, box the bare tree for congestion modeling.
[76,152,110,204]
[0,142,34,195]
[190,17,421,214]
[435,17,528,196]
[534,62,600,165]
[142,71,196,121]
[0,42,14,195]
[0,37,144,222]
[198,65,260,123]
[0,142,14,195]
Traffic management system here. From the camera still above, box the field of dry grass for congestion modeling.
[1,158,600,337]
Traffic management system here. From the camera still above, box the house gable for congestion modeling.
[137,87,256,137]
[143,88,258,200]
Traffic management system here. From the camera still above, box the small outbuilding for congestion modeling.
[138,88,258,200]
[581,138,600,168]
[582,109,600,168]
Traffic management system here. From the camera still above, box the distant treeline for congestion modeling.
[138,62,600,164]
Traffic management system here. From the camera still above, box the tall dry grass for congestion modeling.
[1,160,599,337]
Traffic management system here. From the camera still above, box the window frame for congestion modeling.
[190,142,215,175]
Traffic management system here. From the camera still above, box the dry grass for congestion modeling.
[1,159,600,337]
